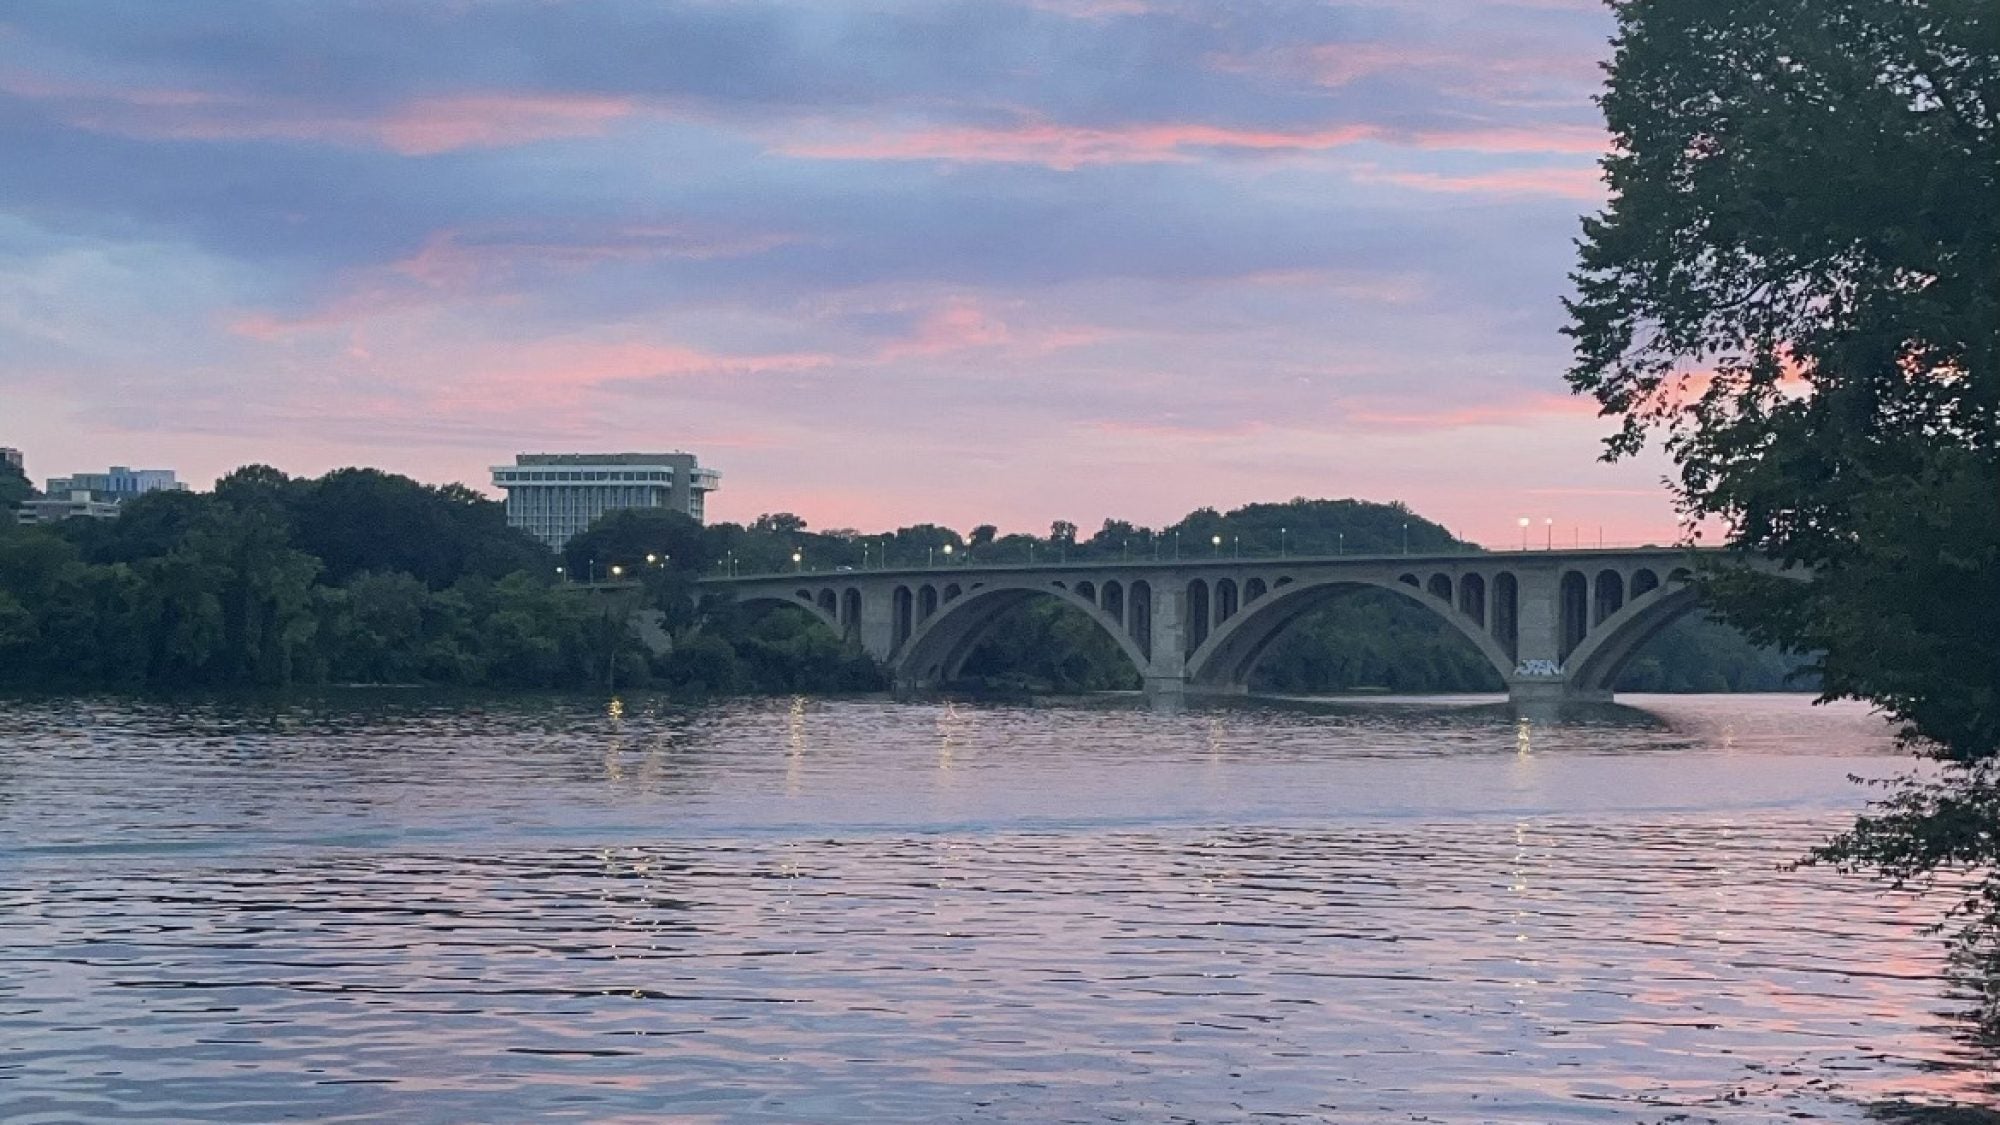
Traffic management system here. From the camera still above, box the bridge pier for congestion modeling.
[1142,577,1188,705]
[1505,678,1610,705]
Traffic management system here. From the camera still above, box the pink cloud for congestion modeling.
[391,223,796,289]
[1344,393,1602,430]
[370,94,636,155]
[1408,125,1605,155]
[873,296,1107,360]
[778,115,1604,169]
[779,120,1380,169]
[2,72,637,154]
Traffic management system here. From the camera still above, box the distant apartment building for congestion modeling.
[17,493,122,525]
[490,452,720,549]
[0,447,21,472]
[18,464,186,526]
[45,465,186,501]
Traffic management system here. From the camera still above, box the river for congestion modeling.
[1,692,1992,1122]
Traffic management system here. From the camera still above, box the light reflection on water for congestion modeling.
[0,692,1992,1122]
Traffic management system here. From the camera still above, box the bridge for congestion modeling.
[702,547,1728,703]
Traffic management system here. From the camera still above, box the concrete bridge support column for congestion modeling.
[856,588,899,667]
[1143,578,1187,703]
[1505,567,1606,704]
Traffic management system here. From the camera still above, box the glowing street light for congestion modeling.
[610,564,624,578]
[646,553,658,566]
[1279,526,1288,557]
[942,543,954,564]
[791,550,803,572]
[1211,534,1222,556]
[1518,516,1530,551]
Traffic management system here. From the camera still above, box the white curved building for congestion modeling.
[491,452,719,549]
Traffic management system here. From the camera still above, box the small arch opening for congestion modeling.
[1458,572,1487,625]
[1491,571,1519,662]
[919,584,939,621]
[1593,569,1625,625]
[1427,574,1452,602]
[1128,580,1152,658]
[893,586,914,646]
[1215,578,1239,625]
[1186,579,1211,654]
[1559,571,1589,661]
[1631,568,1660,598]
[1245,577,1268,603]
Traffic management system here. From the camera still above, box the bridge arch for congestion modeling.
[1185,573,1515,691]
[892,578,1151,690]
[1562,571,1701,694]
[730,589,844,635]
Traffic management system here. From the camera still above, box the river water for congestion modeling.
[0,692,1992,1122]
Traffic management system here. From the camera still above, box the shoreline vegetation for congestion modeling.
[0,461,1807,698]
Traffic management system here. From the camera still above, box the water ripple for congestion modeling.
[0,692,1990,1122]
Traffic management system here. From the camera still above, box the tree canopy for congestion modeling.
[1568,0,1999,755]
[0,457,32,510]
[1567,0,2000,1018]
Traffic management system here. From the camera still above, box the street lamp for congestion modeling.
[1211,534,1222,556]
[942,543,954,564]
[1518,516,1530,551]
[792,550,803,572]
[1402,521,1410,555]
[1544,517,1554,550]
[1279,526,1287,557]
[555,565,565,582]
[1173,529,1181,559]
[646,553,658,566]
[1232,535,1240,559]
[1337,531,1344,556]
[610,564,624,579]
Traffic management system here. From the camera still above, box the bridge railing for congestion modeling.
[698,541,1711,581]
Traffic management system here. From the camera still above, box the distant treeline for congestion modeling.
[0,461,1807,695]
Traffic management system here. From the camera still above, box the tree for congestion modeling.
[1567,0,2000,1001]
[0,456,33,511]
[752,512,808,535]
[564,508,714,580]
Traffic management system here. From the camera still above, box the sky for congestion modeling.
[0,0,1691,548]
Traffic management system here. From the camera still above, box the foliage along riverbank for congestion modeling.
[0,461,1804,696]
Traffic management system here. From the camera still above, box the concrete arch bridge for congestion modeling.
[704,548,1735,704]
